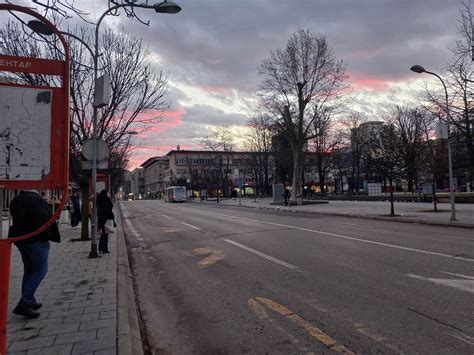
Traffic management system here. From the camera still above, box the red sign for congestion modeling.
[0,55,67,75]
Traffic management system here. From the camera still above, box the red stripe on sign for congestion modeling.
[0,55,66,76]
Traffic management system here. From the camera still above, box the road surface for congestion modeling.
[120,200,474,354]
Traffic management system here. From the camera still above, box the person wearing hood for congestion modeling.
[8,190,61,319]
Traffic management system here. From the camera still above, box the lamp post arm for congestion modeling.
[59,31,95,59]
[95,3,159,33]
[425,70,450,121]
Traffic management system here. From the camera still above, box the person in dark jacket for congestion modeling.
[97,189,114,254]
[8,190,61,319]
[68,191,82,228]
[283,189,291,206]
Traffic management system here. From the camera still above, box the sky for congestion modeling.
[3,0,463,169]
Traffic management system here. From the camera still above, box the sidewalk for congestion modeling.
[208,198,474,228]
[5,216,130,354]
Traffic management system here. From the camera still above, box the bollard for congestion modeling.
[0,241,12,355]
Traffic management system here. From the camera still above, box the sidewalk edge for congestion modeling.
[220,202,474,229]
[116,206,144,355]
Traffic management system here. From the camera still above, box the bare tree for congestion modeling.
[309,109,342,195]
[388,106,426,193]
[342,112,369,194]
[420,115,449,211]
[244,114,274,196]
[258,29,349,204]
[367,124,403,216]
[31,0,164,25]
[200,124,235,200]
[1,22,170,239]
[419,1,474,192]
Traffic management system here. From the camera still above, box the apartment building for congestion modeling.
[130,167,145,199]
[141,156,169,198]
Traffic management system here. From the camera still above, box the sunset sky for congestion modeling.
[7,1,463,169]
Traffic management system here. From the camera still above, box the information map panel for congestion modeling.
[0,85,52,181]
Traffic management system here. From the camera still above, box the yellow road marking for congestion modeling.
[159,227,178,233]
[198,252,224,268]
[184,248,225,268]
[252,297,354,354]
[248,298,270,320]
[191,247,213,255]
[256,297,293,316]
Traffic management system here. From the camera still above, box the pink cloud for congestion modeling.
[348,71,409,91]
[137,106,187,137]
[127,143,194,169]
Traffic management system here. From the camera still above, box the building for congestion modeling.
[117,170,132,199]
[130,167,145,199]
[141,156,169,199]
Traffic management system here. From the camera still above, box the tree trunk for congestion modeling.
[389,177,395,216]
[292,150,304,205]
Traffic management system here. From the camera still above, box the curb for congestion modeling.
[213,202,474,229]
[116,207,144,355]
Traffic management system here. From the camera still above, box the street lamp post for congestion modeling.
[410,64,456,221]
[29,1,181,257]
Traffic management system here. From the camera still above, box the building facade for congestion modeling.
[141,156,169,199]
[130,167,145,199]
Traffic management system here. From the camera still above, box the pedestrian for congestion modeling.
[68,190,81,229]
[8,189,61,319]
[97,189,115,254]
[283,189,291,206]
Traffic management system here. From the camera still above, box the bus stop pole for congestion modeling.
[0,241,12,355]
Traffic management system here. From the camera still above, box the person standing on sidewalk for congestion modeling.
[97,189,114,254]
[68,190,81,229]
[8,189,61,319]
[283,189,291,206]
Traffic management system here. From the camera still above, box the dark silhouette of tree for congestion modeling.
[388,106,426,193]
[367,124,403,216]
[258,29,349,204]
[244,114,274,196]
[200,125,235,200]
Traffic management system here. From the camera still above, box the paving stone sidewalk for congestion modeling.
[6,223,117,354]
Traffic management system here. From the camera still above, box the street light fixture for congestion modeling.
[29,1,181,257]
[154,1,181,13]
[410,64,456,221]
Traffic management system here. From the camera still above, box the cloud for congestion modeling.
[4,0,462,168]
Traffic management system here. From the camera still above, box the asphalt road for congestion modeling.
[119,200,474,354]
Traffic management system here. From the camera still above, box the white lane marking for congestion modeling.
[179,207,298,229]
[407,274,474,294]
[179,207,474,263]
[124,218,141,238]
[450,333,474,346]
[180,221,201,230]
[162,214,173,220]
[298,227,474,263]
[224,239,301,272]
[119,203,130,219]
[440,271,474,280]
[442,235,474,241]
[329,221,373,228]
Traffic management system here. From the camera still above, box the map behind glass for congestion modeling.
[0,86,51,181]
